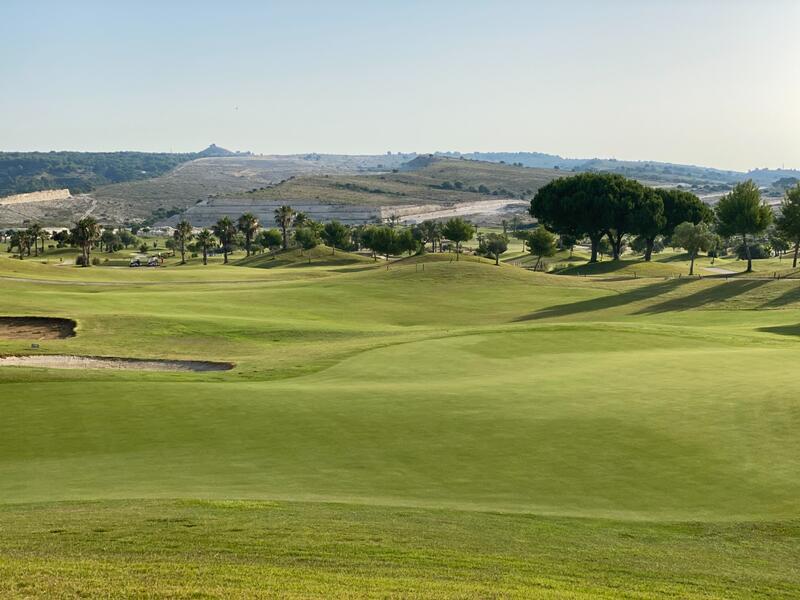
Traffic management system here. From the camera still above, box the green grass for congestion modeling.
[2,500,797,599]
[234,245,373,270]
[3,251,800,596]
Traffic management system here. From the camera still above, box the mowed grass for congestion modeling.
[2,500,798,599]
[2,253,800,596]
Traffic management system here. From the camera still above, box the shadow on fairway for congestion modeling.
[515,279,689,321]
[757,323,800,337]
[635,279,770,314]
[760,284,800,309]
[517,277,774,321]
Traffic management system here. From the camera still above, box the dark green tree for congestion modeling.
[528,227,557,270]
[237,213,259,257]
[321,220,350,255]
[294,227,319,253]
[715,180,772,272]
[256,228,283,254]
[531,173,613,263]
[71,217,102,267]
[776,185,800,267]
[483,233,508,265]
[442,217,475,260]
[195,229,215,265]
[212,216,237,264]
[672,221,713,275]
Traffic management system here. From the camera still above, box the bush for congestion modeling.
[91,257,101,266]
[75,255,86,266]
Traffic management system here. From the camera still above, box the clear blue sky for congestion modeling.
[1,0,797,171]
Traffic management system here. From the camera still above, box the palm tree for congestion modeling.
[195,229,215,265]
[71,217,102,267]
[293,211,308,228]
[37,228,50,254]
[212,217,237,264]
[173,220,193,264]
[420,220,441,252]
[237,213,259,257]
[29,224,42,256]
[274,205,295,250]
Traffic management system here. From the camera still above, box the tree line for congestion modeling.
[530,172,800,273]
[3,207,489,267]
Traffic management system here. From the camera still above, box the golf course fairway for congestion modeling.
[1,253,799,598]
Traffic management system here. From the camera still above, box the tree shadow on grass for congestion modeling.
[515,279,689,321]
[655,252,691,263]
[759,284,800,309]
[634,279,770,315]
[757,324,800,337]
[559,259,646,276]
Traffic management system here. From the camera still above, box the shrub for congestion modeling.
[91,257,101,266]
[75,255,86,266]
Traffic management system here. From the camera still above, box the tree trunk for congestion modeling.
[456,242,460,260]
[793,241,799,268]
[282,227,288,250]
[589,236,599,263]
[644,238,654,262]
[203,248,208,265]
[495,253,499,266]
[743,234,752,272]
[607,232,622,260]
[223,248,228,264]
[689,253,695,276]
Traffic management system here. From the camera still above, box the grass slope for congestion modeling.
[235,245,373,270]
[2,254,800,595]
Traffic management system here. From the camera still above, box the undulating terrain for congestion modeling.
[1,247,800,597]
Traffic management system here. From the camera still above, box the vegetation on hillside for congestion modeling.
[0,151,200,197]
[241,156,562,205]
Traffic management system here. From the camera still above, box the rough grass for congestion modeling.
[3,253,800,595]
[2,500,798,599]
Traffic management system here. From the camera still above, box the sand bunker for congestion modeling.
[0,317,76,340]
[0,355,233,372]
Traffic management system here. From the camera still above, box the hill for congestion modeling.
[0,150,199,197]
[239,156,562,206]
[438,151,800,187]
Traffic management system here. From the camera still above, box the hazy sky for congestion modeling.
[1,0,798,171]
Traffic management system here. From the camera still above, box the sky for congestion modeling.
[1,0,798,172]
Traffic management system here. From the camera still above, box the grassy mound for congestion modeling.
[235,246,373,269]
